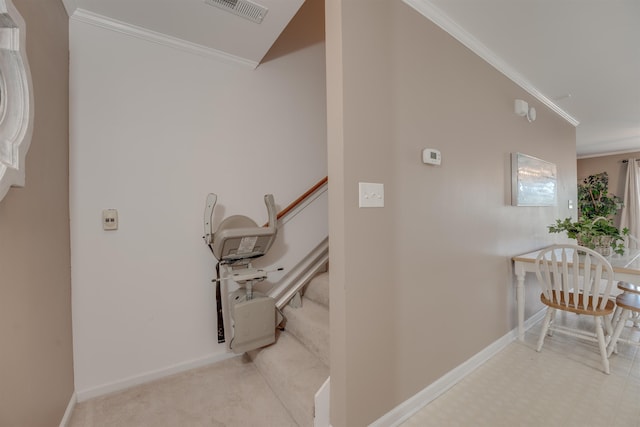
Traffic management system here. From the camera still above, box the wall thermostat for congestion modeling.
[422,148,441,165]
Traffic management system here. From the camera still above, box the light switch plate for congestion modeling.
[359,182,384,208]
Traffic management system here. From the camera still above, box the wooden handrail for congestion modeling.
[264,176,328,226]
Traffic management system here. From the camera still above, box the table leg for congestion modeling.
[515,267,525,341]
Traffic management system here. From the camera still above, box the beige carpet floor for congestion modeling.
[68,355,297,427]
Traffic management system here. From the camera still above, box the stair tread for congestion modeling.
[249,331,329,427]
[304,271,329,308]
[283,298,330,366]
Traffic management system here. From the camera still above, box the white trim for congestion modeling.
[578,148,640,160]
[314,377,331,427]
[61,0,76,17]
[58,392,77,427]
[370,309,546,427]
[402,0,579,128]
[76,351,236,402]
[70,9,259,69]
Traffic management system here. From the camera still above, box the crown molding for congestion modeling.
[71,8,259,69]
[62,0,76,17]
[578,148,640,160]
[403,0,579,127]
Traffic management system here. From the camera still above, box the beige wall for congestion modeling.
[0,1,72,426]
[327,1,577,425]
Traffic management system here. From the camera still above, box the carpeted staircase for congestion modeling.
[248,271,330,427]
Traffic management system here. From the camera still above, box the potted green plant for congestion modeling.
[548,172,628,256]
[577,172,622,219]
[548,216,628,256]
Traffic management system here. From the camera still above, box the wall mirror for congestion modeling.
[0,0,34,202]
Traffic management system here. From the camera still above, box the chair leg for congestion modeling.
[595,317,610,374]
[604,314,613,342]
[607,309,630,357]
[612,306,622,328]
[548,310,556,336]
[537,308,554,352]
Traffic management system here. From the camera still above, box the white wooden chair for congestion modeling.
[611,234,640,326]
[612,281,640,328]
[607,292,640,357]
[535,244,616,374]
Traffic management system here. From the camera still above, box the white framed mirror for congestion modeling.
[0,0,34,202]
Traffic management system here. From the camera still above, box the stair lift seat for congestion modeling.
[204,193,279,354]
[210,213,277,264]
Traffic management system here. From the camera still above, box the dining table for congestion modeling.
[512,246,640,341]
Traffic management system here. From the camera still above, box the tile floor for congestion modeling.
[402,312,640,427]
[69,312,640,427]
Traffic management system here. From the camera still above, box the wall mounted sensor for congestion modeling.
[514,99,536,122]
[422,148,441,165]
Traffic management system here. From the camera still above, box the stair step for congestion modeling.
[283,298,330,366]
[248,331,329,427]
[304,271,329,308]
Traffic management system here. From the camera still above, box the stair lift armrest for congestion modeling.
[263,193,277,233]
[203,193,217,245]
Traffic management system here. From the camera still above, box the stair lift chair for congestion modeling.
[204,193,280,354]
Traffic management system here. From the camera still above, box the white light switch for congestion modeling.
[102,209,118,230]
[359,182,384,208]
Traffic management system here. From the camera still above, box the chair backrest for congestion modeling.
[535,244,615,311]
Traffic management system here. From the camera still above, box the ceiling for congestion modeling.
[413,0,640,158]
[62,0,639,158]
[61,0,305,65]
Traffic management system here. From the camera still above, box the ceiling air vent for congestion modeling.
[204,0,268,24]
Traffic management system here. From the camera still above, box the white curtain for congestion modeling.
[620,158,640,248]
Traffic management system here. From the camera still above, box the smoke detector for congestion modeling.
[204,0,268,24]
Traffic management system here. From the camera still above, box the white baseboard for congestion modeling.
[523,307,547,332]
[76,351,236,402]
[369,309,546,427]
[314,377,331,427]
[59,391,77,427]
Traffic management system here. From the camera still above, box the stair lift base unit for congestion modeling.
[204,193,280,354]
[229,289,276,354]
